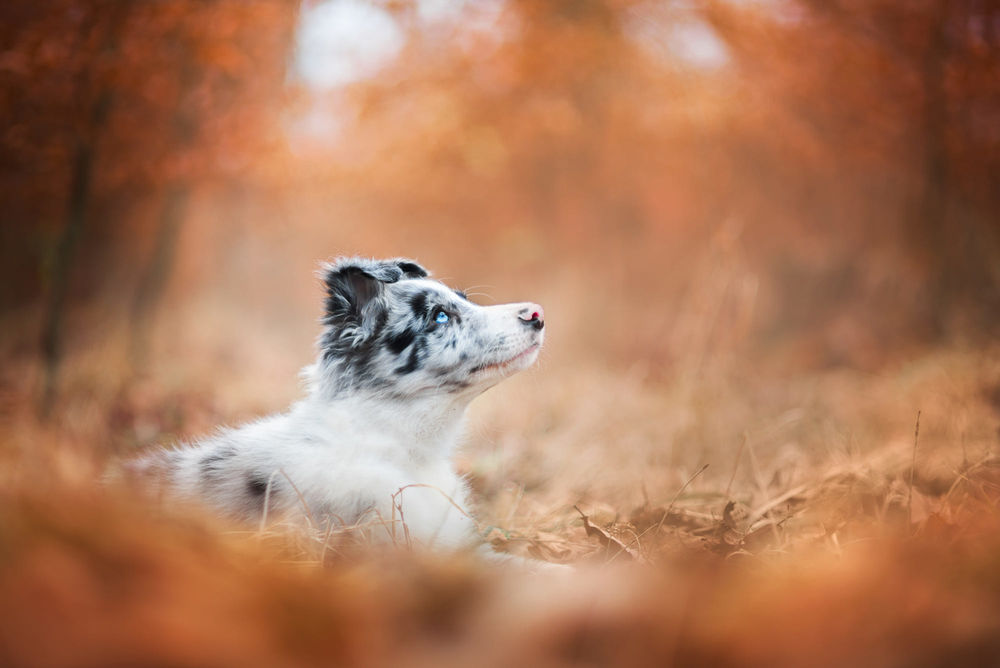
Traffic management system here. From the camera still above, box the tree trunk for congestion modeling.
[915,2,951,334]
[39,90,111,418]
[128,184,189,371]
[38,3,131,418]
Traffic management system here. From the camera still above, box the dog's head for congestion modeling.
[313,257,544,398]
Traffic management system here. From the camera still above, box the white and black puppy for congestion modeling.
[131,257,545,553]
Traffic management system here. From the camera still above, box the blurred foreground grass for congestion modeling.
[2,303,999,665]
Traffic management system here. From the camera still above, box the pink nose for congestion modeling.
[519,304,545,330]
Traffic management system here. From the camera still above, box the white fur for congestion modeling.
[132,261,545,554]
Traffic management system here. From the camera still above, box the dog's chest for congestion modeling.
[275,412,475,547]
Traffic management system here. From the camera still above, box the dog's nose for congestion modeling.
[519,304,545,331]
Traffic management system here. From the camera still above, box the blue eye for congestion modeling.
[434,310,450,324]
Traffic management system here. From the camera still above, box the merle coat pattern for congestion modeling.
[130,257,545,551]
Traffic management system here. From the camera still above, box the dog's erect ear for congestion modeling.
[321,257,428,339]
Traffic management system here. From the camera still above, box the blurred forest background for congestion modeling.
[2,1,1000,665]
[4,0,998,396]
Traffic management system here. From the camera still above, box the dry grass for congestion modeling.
[3,284,1000,666]
[4,1,998,662]
[3,238,1000,667]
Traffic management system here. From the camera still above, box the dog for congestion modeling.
[129,257,545,556]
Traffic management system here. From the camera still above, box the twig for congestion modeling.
[318,519,337,561]
[392,483,483,530]
[258,469,283,533]
[724,433,748,501]
[391,490,412,548]
[371,508,398,544]
[626,464,712,547]
[746,482,811,527]
[504,483,525,525]
[390,483,480,549]
[907,410,921,527]
[279,468,319,530]
[653,464,710,535]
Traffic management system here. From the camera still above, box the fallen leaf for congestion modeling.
[574,505,646,563]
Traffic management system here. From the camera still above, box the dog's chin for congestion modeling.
[474,342,542,380]
[508,343,542,371]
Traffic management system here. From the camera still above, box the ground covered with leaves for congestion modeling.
[2,337,999,667]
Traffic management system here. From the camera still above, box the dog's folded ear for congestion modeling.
[321,257,428,344]
[392,260,429,280]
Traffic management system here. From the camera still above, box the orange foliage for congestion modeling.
[2,0,1000,665]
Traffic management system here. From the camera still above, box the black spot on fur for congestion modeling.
[322,307,389,367]
[409,292,428,320]
[387,328,418,355]
[247,473,270,497]
[454,290,469,301]
[397,340,424,374]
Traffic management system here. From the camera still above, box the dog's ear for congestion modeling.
[394,259,429,279]
[321,257,428,341]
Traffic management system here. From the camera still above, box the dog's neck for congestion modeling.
[301,389,473,466]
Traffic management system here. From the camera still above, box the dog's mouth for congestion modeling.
[471,343,540,375]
